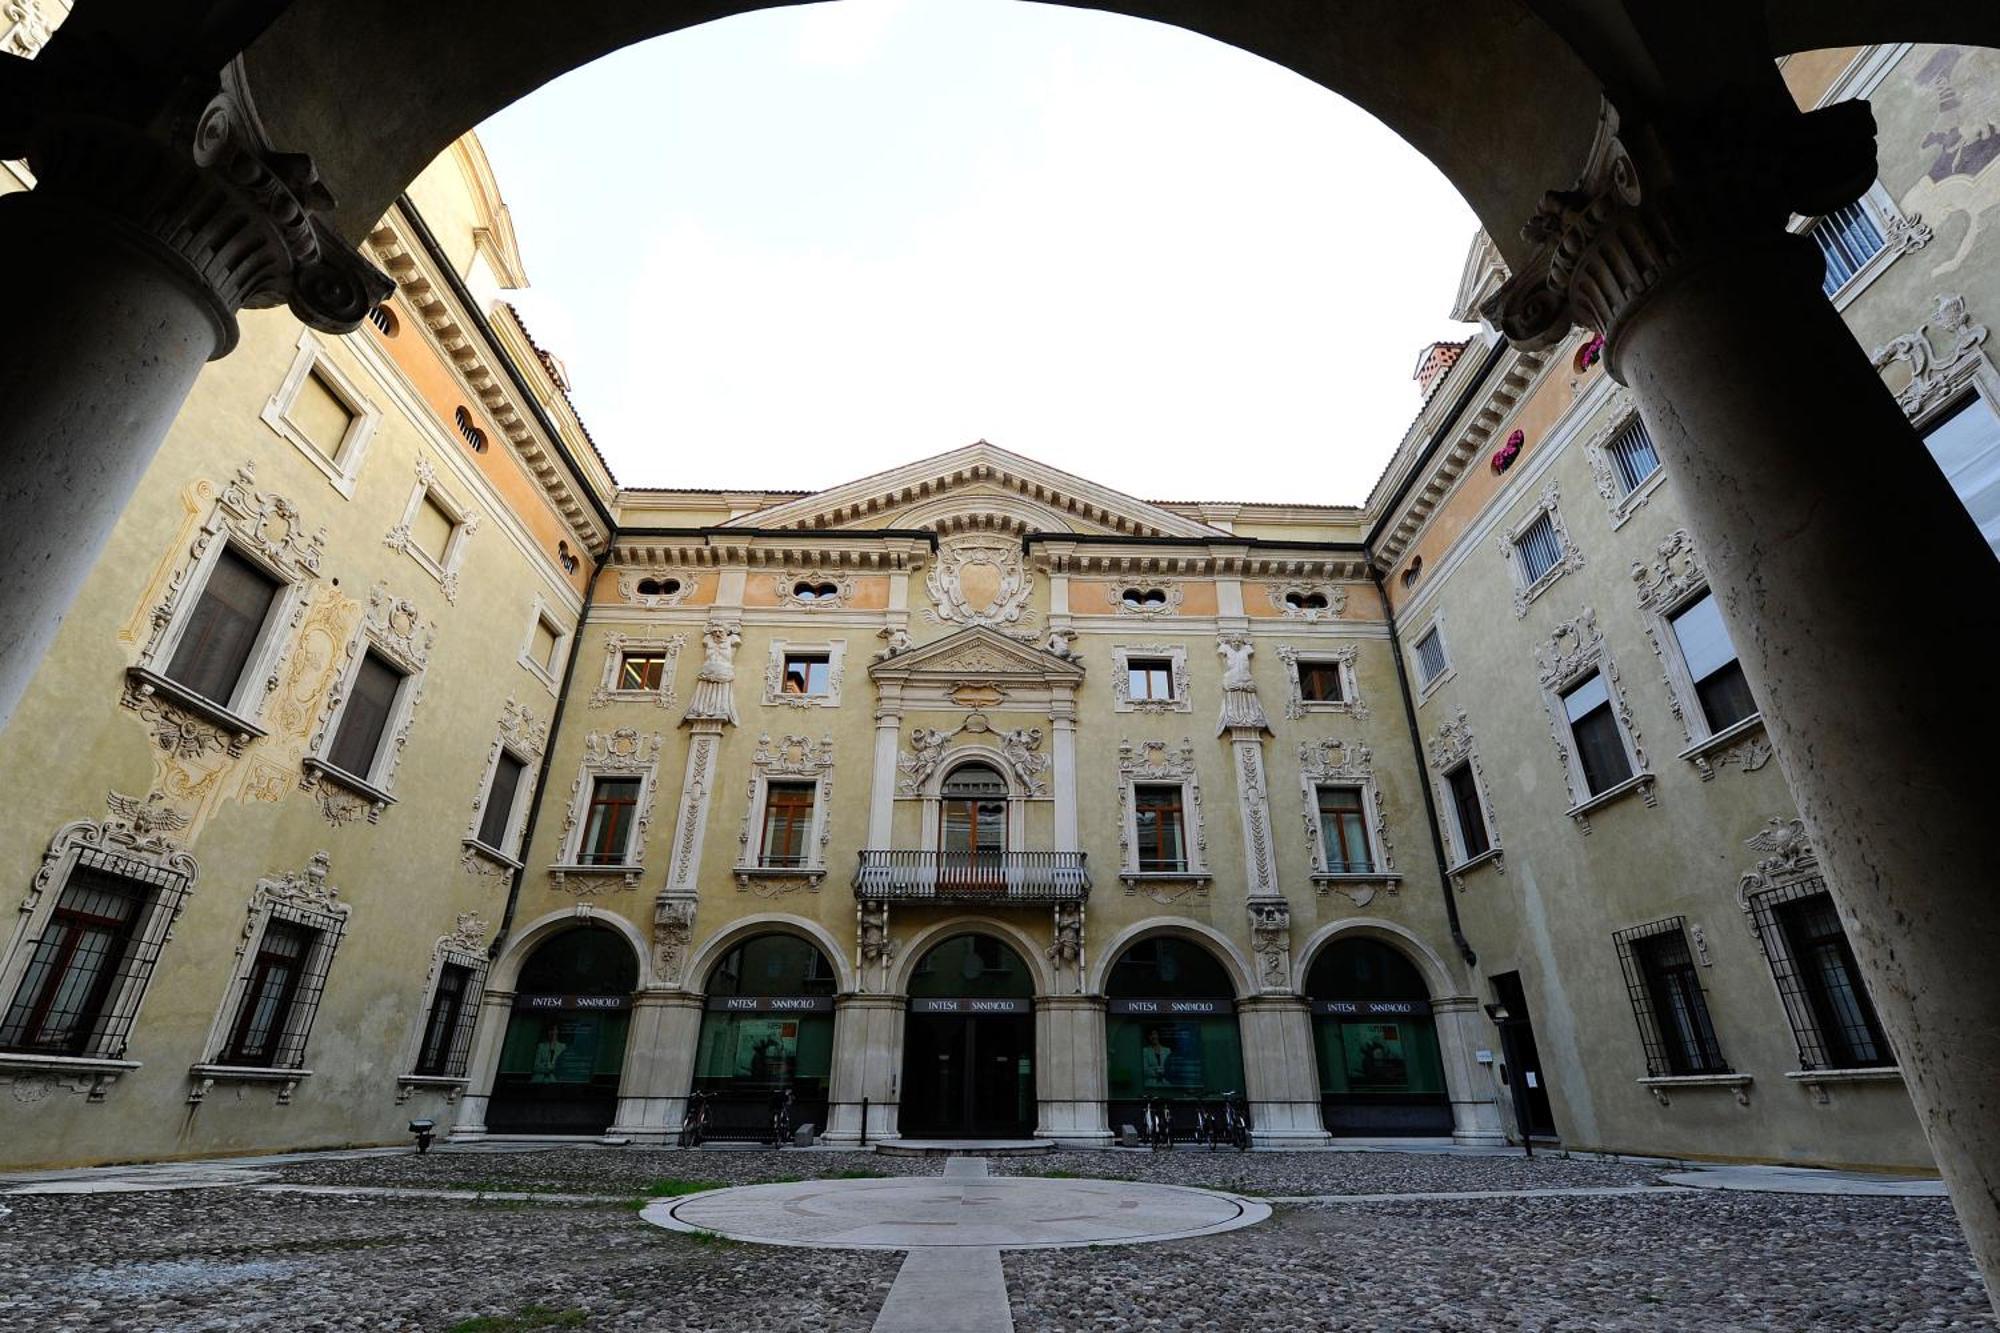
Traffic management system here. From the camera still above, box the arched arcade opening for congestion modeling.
[1305,937,1451,1137]
[691,931,838,1140]
[485,924,638,1134]
[900,932,1037,1139]
[1104,935,1244,1139]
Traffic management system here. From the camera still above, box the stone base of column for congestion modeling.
[823,993,905,1147]
[1433,997,1508,1145]
[1239,995,1331,1146]
[606,989,704,1140]
[1037,995,1110,1146]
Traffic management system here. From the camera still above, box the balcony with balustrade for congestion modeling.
[852,849,1090,905]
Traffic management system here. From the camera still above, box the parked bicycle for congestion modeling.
[677,1089,711,1149]
[1140,1096,1174,1150]
[770,1086,796,1147]
[1216,1090,1250,1152]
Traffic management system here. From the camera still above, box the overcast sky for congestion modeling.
[479,0,1480,505]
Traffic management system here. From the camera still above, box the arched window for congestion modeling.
[454,405,488,453]
[487,926,638,1135]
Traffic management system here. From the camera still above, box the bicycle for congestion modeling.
[1216,1090,1250,1152]
[1141,1096,1174,1150]
[1189,1096,1219,1151]
[677,1090,711,1149]
[770,1086,796,1147]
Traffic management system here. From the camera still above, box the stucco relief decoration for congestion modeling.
[683,623,742,725]
[1216,634,1269,734]
[776,569,856,609]
[462,697,548,875]
[1582,394,1660,527]
[1736,818,1821,946]
[1237,745,1276,897]
[589,632,685,709]
[894,722,1048,797]
[619,570,696,608]
[924,534,1037,637]
[555,728,663,892]
[1047,902,1084,975]
[20,793,197,921]
[874,626,914,661]
[734,734,835,895]
[1499,482,1584,617]
[651,895,697,985]
[1111,644,1190,715]
[1265,582,1347,623]
[762,639,845,709]
[1427,710,1502,878]
[1632,531,1773,779]
[857,900,896,987]
[1535,609,1652,827]
[1041,626,1080,661]
[1276,644,1367,720]
[1249,900,1292,991]
[896,726,953,797]
[1902,47,2000,277]
[241,853,348,952]
[1297,739,1396,906]
[999,727,1051,797]
[1870,292,1989,417]
[1107,581,1184,616]
[0,0,62,58]
[440,912,487,958]
[299,583,431,824]
[1117,738,1207,901]
[669,732,717,892]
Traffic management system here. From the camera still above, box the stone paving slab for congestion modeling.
[872,1248,1012,1333]
[1663,1164,1948,1196]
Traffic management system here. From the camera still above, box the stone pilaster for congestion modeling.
[1237,995,1328,1144]
[608,988,704,1142]
[1036,994,1112,1146]
[447,988,516,1139]
[1432,996,1508,1146]
[822,993,906,1146]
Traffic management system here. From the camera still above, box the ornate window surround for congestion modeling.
[1497,481,1584,617]
[462,697,549,869]
[734,733,837,892]
[1582,393,1667,529]
[1791,179,1933,313]
[1105,579,1185,616]
[1427,709,1503,882]
[762,638,847,709]
[1265,580,1349,623]
[1535,608,1655,831]
[1296,739,1398,906]
[123,461,324,750]
[1632,529,1774,781]
[395,913,490,1102]
[1115,738,1210,894]
[774,569,856,610]
[1110,643,1191,714]
[1872,291,1995,427]
[298,584,432,820]
[0,795,199,1099]
[909,744,1037,851]
[588,631,686,709]
[1276,643,1367,720]
[259,329,383,498]
[190,852,350,1105]
[383,457,478,603]
[551,728,665,889]
[618,568,698,608]
[517,595,571,694]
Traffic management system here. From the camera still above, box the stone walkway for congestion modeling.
[0,1145,1986,1330]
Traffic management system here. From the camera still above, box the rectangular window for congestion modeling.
[1444,764,1490,861]
[1413,628,1449,685]
[291,371,356,460]
[578,776,641,865]
[618,651,669,691]
[411,493,457,565]
[163,547,281,706]
[223,919,316,1068]
[1668,592,1758,733]
[476,751,526,852]
[1920,393,2000,556]
[1315,786,1373,874]
[1296,660,1344,704]
[325,651,403,781]
[1605,418,1662,495]
[1753,885,1891,1070]
[1133,784,1188,872]
[1513,512,1564,585]
[759,781,817,868]
[1615,920,1729,1076]
[530,617,562,673]
[1561,672,1634,796]
[1809,200,1885,297]
[0,866,147,1056]
[414,961,478,1077]
[781,653,831,696]
[1127,658,1175,702]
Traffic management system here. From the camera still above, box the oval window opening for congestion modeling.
[637,577,681,597]
[1121,588,1168,609]
[1286,591,1329,611]
[454,406,489,453]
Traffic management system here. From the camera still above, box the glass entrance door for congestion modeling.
[901,933,1037,1138]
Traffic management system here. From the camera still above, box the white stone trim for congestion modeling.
[462,697,548,866]
[193,853,349,1089]
[762,638,847,710]
[1534,609,1653,832]
[1873,292,1995,424]
[1263,580,1348,622]
[616,569,698,608]
[1497,480,1583,617]
[1638,1073,1752,1107]
[551,729,664,890]
[1295,739,1399,907]
[1111,643,1190,714]
[1276,643,1367,720]
[1115,738,1209,893]
[1101,578,1185,617]
[299,583,432,821]
[588,631,686,709]
[517,595,571,695]
[734,734,837,893]
[260,328,382,498]
[1809,43,1910,108]
[383,457,479,603]
[1630,528,1776,780]
[772,568,856,610]
[1408,609,1455,705]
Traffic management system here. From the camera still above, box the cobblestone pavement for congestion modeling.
[0,1149,1988,1331]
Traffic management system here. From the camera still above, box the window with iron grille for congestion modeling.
[1808,200,1885,297]
[413,959,482,1078]
[220,907,344,1070]
[1605,418,1662,496]
[163,546,283,708]
[1513,512,1564,585]
[1444,764,1489,861]
[759,781,817,868]
[1315,786,1373,873]
[1614,918,1729,1076]
[578,776,641,865]
[1133,784,1188,871]
[0,850,190,1061]
[1413,627,1449,685]
[1746,877,1891,1070]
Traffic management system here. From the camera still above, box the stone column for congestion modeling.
[1050,702,1079,854]
[1492,101,2000,1304]
[447,987,516,1139]
[867,692,902,848]
[1237,995,1328,1144]
[822,992,905,1145]
[1432,995,1507,1146]
[0,91,389,736]
[608,988,704,1142]
[1035,994,1112,1146]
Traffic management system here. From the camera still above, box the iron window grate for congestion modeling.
[1606,419,1662,495]
[226,902,347,1070]
[1746,876,1890,1070]
[1809,200,1885,296]
[1514,513,1563,584]
[1613,916,1730,1077]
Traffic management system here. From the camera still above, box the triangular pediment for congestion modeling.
[722,442,1226,540]
[870,625,1084,682]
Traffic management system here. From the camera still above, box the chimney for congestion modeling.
[1412,340,1467,399]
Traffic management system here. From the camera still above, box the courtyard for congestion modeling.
[0,1145,1987,1331]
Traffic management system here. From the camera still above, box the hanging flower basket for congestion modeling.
[1491,429,1525,475]
[1574,333,1606,374]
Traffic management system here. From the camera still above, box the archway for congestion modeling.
[900,933,1038,1139]
[692,931,838,1139]
[1304,937,1450,1137]
[485,924,638,1134]
[1103,934,1243,1139]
